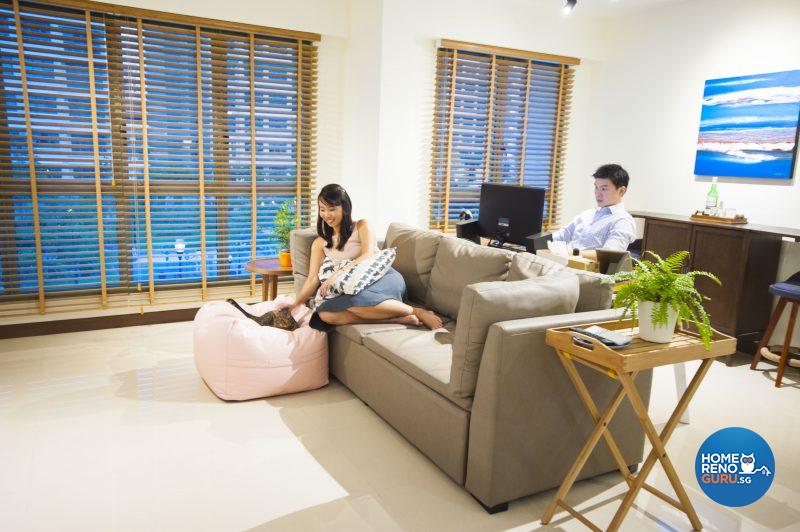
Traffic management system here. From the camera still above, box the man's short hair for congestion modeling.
[593,164,629,190]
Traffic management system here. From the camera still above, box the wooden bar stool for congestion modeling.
[751,272,800,387]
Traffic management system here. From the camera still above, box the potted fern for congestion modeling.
[611,251,720,347]
[274,199,297,268]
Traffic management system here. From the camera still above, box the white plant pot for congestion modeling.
[637,300,679,343]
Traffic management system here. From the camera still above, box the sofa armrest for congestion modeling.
[480,307,621,337]
[456,219,480,244]
[525,231,553,253]
[464,308,653,508]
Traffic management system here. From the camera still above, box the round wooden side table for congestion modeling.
[245,258,293,301]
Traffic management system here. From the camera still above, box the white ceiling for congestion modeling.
[524,0,692,16]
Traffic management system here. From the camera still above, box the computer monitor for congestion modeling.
[478,183,545,247]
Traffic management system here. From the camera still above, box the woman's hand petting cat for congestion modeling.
[273,299,293,310]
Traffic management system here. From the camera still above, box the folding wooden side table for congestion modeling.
[540,319,736,531]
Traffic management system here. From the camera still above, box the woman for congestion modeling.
[285,184,442,331]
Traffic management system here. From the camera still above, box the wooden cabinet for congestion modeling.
[640,219,693,262]
[689,227,747,334]
[635,212,796,354]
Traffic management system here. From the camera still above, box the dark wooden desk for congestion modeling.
[631,211,798,355]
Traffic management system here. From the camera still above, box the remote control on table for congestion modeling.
[569,325,631,349]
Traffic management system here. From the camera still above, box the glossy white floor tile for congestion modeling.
[1,322,799,531]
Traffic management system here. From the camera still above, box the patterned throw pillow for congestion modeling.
[317,256,338,284]
[335,247,396,295]
[314,248,397,306]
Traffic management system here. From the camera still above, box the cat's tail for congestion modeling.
[226,298,261,325]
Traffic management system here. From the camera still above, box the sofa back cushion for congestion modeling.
[508,252,612,312]
[385,222,444,304]
[449,275,580,398]
[290,227,318,294]
[426,237,514,319]
[507,251,564,278]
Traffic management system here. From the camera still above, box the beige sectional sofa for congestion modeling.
[290,222,651,512]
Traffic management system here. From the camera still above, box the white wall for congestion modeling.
[587,0,800,227]
[588,0,800,345]
[113,0,350,36]
[108,0,800,232]
[103,0,613,231]
[334,0,383,222]
[101,0,800,345]
[374,0,611,233]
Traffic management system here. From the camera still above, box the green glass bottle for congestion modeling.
[705,177,719,210]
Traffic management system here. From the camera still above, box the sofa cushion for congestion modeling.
[508,252,612,312]
[449,276,580,398]
[290,227,318,278]
[426,237,514,319]
[361,322,472,410]
[338,319,456,345]
[385,222,444,304]
[507,252,565,279]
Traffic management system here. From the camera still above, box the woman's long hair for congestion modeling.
[317,184,353,250]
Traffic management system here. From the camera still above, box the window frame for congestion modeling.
[428,39,579,233]
[0,0,318,314]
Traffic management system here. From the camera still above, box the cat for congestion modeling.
[740,453,755,474]
[226,299,299,331]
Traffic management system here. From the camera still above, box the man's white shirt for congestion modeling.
[551,203,636,251]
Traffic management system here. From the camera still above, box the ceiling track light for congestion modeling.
[563,0,577,15]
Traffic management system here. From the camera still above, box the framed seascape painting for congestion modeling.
[694,69,800,179]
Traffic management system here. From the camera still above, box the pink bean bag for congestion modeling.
[193,295,328,401]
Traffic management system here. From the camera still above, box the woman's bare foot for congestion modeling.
[391,314,421,326]
[413,307,443,330]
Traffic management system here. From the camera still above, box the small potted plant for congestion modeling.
[611,251,720,348]
[274,199,297,268]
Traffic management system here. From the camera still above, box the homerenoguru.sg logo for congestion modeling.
[695,427,775,507]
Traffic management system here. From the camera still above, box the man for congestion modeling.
[552,164,636,261]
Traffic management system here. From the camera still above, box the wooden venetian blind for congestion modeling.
[429,40,578,232]
[0,0,317,315]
